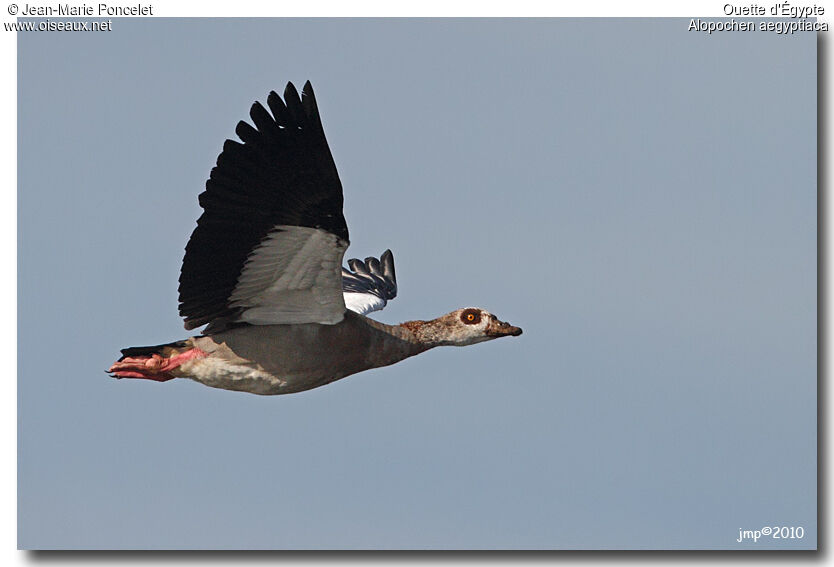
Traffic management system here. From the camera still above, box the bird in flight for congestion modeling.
[109,81,522,395]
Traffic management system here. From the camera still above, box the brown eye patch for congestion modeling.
[460,309,481,325]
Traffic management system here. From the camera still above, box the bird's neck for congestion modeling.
[396,318,455,347]
[346,313,434,368]
[352,311,443,348]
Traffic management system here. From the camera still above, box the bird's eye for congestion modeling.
[461,309,481,325]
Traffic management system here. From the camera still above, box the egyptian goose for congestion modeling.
[109,82,522,395]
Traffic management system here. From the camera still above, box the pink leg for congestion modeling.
[108,348,207,382]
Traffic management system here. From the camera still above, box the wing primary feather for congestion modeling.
[365,257,381,274]
[340,250,399,315]
[234,120,260,145]
[283,82,305,127]
[266,90,291,127]
[249,102,277,136]
[348,258,370,276]
[301,81,322,128]
[381,249,395,280]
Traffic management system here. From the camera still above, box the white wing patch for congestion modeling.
[229,226,348,325]
[343,292,387,315]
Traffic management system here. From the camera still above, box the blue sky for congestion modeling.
[18,18,816,549]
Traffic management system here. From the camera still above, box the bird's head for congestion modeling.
[402,308,522,347]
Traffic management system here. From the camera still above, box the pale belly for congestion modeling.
[178,355,359,395]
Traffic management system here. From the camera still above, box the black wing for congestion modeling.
[178,81,349,331]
